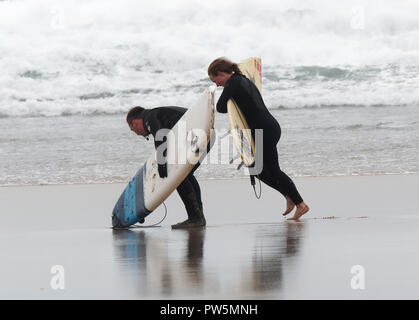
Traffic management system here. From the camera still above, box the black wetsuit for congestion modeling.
[217,73,304,205]
[141,106,208,217]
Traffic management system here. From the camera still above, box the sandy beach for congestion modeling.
[1,174,418,299]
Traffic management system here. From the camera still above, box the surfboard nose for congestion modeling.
[111,205,125,228]
[112,201,138,228]
[111,212,121,228]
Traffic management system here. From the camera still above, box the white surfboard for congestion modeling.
[112,86,215,228]
[227,57,262,167]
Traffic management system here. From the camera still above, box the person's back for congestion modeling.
[216,73,279,132]
[141,106,186,135]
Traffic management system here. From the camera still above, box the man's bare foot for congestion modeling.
[282,196,295,216]
[287,202,310,221]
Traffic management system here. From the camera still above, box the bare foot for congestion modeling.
[282,196,295,216]
[287,202,310,221]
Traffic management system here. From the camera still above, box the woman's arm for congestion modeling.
[216,76,238,113]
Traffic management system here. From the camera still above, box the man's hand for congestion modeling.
[155,134,168,178]
[158,163,168,178]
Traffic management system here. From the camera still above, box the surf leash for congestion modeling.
[135,202,168,228]
[250,175,262,199]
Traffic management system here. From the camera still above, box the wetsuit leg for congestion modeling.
[176,175,202,219]
[258,148,304,205]
[174,139,213,223]
[257,125,304,205]
[187,136,214,211]
[187,174,202,209]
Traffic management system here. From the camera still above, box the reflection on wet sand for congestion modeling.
[112,222,305,299]
[184,229,205,287]
[250,222,305,293]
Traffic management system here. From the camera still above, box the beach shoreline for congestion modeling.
[1,171,419,188]
[1,173,418,230]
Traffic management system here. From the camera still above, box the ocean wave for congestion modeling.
[1,0,419,117]
[270,103,417,111]
[314,121,415,132]
[2,171,419,187]
[1,98,417,118]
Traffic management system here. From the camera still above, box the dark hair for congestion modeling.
[207,57,242,76]
[126,106,145,125]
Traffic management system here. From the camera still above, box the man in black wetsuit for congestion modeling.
[126,106,208,229]
[208,57,310,221]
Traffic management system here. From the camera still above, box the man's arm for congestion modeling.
[146,114,169,178]
[155,133,168,178]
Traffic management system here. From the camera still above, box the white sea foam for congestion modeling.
[1,0,419,117]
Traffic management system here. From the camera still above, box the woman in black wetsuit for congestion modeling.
[208,57,309,221]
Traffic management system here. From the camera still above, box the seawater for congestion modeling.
[1,0,418,185]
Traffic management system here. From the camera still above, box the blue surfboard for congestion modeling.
[112,163,151,228]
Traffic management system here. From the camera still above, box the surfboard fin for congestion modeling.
[229,154,241,164]
[236,161,245,170]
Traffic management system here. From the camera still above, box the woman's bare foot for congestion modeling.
[287,202,310,221]
[282,196,295,216]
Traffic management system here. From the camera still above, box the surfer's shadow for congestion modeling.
[112,228,206,294]
[249,222,306,292]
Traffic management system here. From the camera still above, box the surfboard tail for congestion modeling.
[111,165,151,228]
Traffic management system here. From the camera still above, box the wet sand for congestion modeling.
[1,174,419,299]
